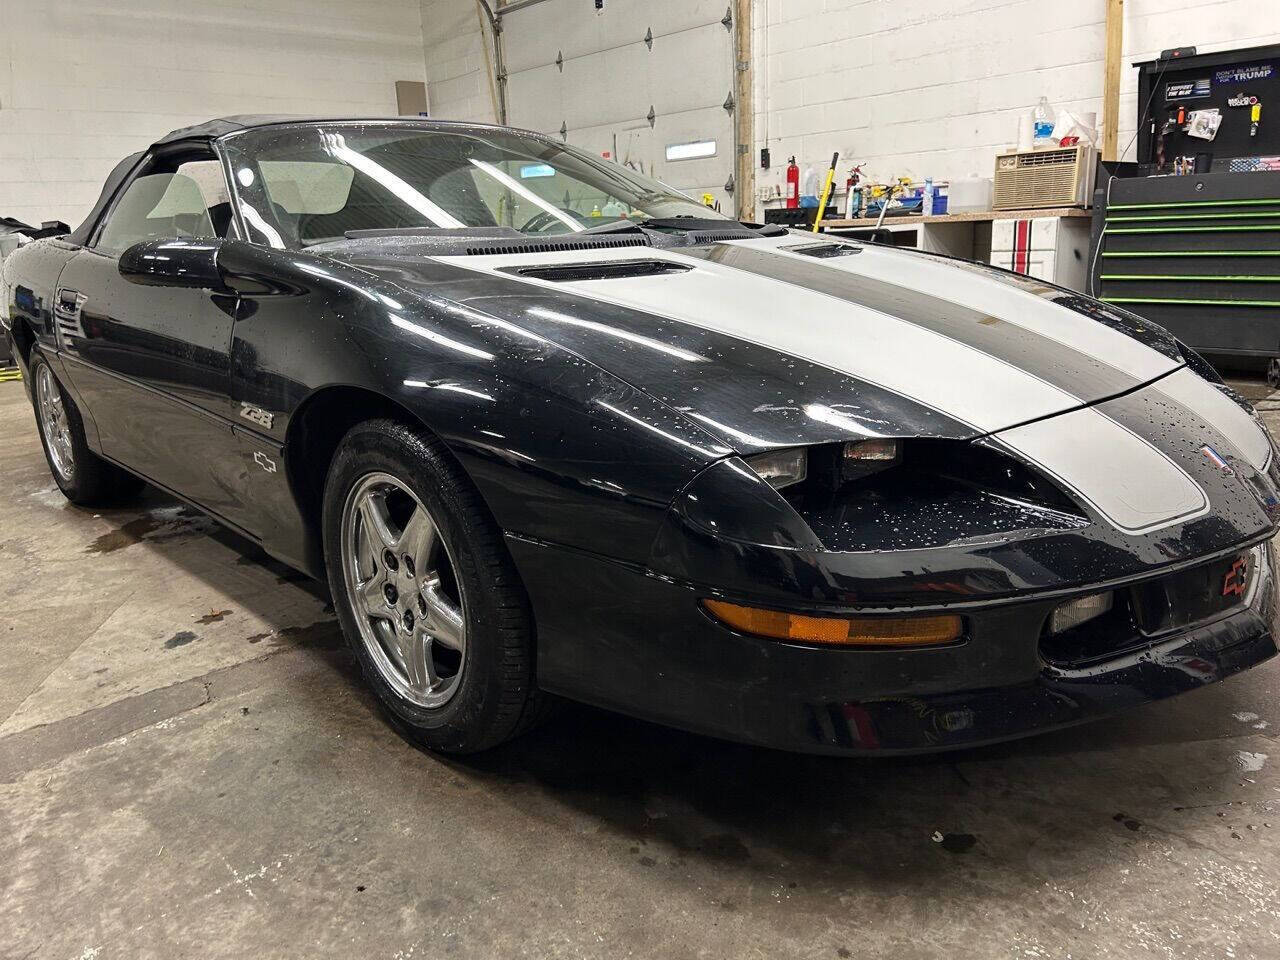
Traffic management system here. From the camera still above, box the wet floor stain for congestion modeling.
[196,609,232,624]
[164,630,198,649]
[243,620,343,650]
[85,507,211,555]
[1114,812,1142,832]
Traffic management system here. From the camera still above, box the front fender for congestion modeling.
[227,242,732,564]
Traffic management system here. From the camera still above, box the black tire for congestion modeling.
[29,350,145,506]
[322,418,545,753]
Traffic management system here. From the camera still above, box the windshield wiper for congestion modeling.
[576,219,648,236]
[342,226,525,240]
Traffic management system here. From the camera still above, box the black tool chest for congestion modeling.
[1091,44,1280,363]
[1094,171,1280,358]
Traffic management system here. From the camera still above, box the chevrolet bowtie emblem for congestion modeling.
[1223,555,1248,597]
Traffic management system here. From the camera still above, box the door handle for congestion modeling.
[54,287,87,319]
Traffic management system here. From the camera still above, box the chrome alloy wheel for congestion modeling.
[340,472,468,708]
[36,363,74,482]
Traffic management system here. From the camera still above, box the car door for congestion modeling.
[54,150,252,525]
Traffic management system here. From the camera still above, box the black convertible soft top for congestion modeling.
[151,114,512,146]
[65,151,145,247]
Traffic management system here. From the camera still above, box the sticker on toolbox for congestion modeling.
[1214,63,1274,84]
[1165,78,1212,100]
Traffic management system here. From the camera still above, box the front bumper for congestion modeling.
[509,535,1279,754]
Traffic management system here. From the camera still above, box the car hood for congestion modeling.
[324,232,1277,539]
[328,233,1189,449]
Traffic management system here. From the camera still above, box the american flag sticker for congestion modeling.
[1201,444,1232,473]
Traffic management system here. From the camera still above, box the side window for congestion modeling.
[175,159,235,240]
[94,159,233,257]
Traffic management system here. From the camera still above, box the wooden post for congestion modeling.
[733,0,755,221]
[1102,0,1124,161]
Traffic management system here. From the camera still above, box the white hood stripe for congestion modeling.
[689,242,1143,402]
[735,235,1181,384]
[438,244,1081,434]
[994,409,1209,535]
[1152,368,1271,470]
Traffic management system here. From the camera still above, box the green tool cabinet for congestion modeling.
[1093,170,1280,362]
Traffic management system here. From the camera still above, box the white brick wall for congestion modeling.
[4,0,1276,227]
[421,0,498,123]
[0,0,427,227]
[755,0,1280,206]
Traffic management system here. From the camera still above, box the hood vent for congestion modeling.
[505,259,692,282]
[784,242,863,259]
[464,235,650,256]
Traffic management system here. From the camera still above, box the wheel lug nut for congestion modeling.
[402,610,415,630]
[383,583,398,604]
[383,550,398,571]
[403,555,415,576]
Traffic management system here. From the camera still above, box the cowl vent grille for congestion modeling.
[464,236,650,256]
[682,230,760,244]
[505,259,692,282]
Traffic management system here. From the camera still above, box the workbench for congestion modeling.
[808,207,1094,293]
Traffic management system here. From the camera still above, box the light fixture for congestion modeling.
[1048,591,1113,634]
[843,438,902,480]
[745,447,807,490]
[702,599,963,647]
[665,140,717,162]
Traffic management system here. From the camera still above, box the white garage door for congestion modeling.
[502,0,736,213]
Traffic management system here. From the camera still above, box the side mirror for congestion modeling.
[119,237,226,289]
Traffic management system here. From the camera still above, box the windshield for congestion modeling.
[219,122,726,248]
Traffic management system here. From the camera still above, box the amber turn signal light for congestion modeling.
[701,599,962,647]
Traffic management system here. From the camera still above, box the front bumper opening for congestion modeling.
[1040,548,1258,668]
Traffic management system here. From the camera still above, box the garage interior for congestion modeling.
[5,1,1280,957]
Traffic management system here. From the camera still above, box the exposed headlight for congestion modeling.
[745,447,808,490]
[843,438,902,480]
[1048,591,1113,634]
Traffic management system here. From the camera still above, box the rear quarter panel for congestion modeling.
[3,239,86,406]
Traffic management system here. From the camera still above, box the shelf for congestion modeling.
[815,207,1092,229]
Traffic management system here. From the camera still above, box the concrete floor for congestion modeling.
[4,377,1280,960]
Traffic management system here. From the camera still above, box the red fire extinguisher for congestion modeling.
[785,156,800,209]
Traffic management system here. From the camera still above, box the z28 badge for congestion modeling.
[239,402,274,429]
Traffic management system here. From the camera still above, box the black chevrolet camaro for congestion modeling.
[4,116,1278,754]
